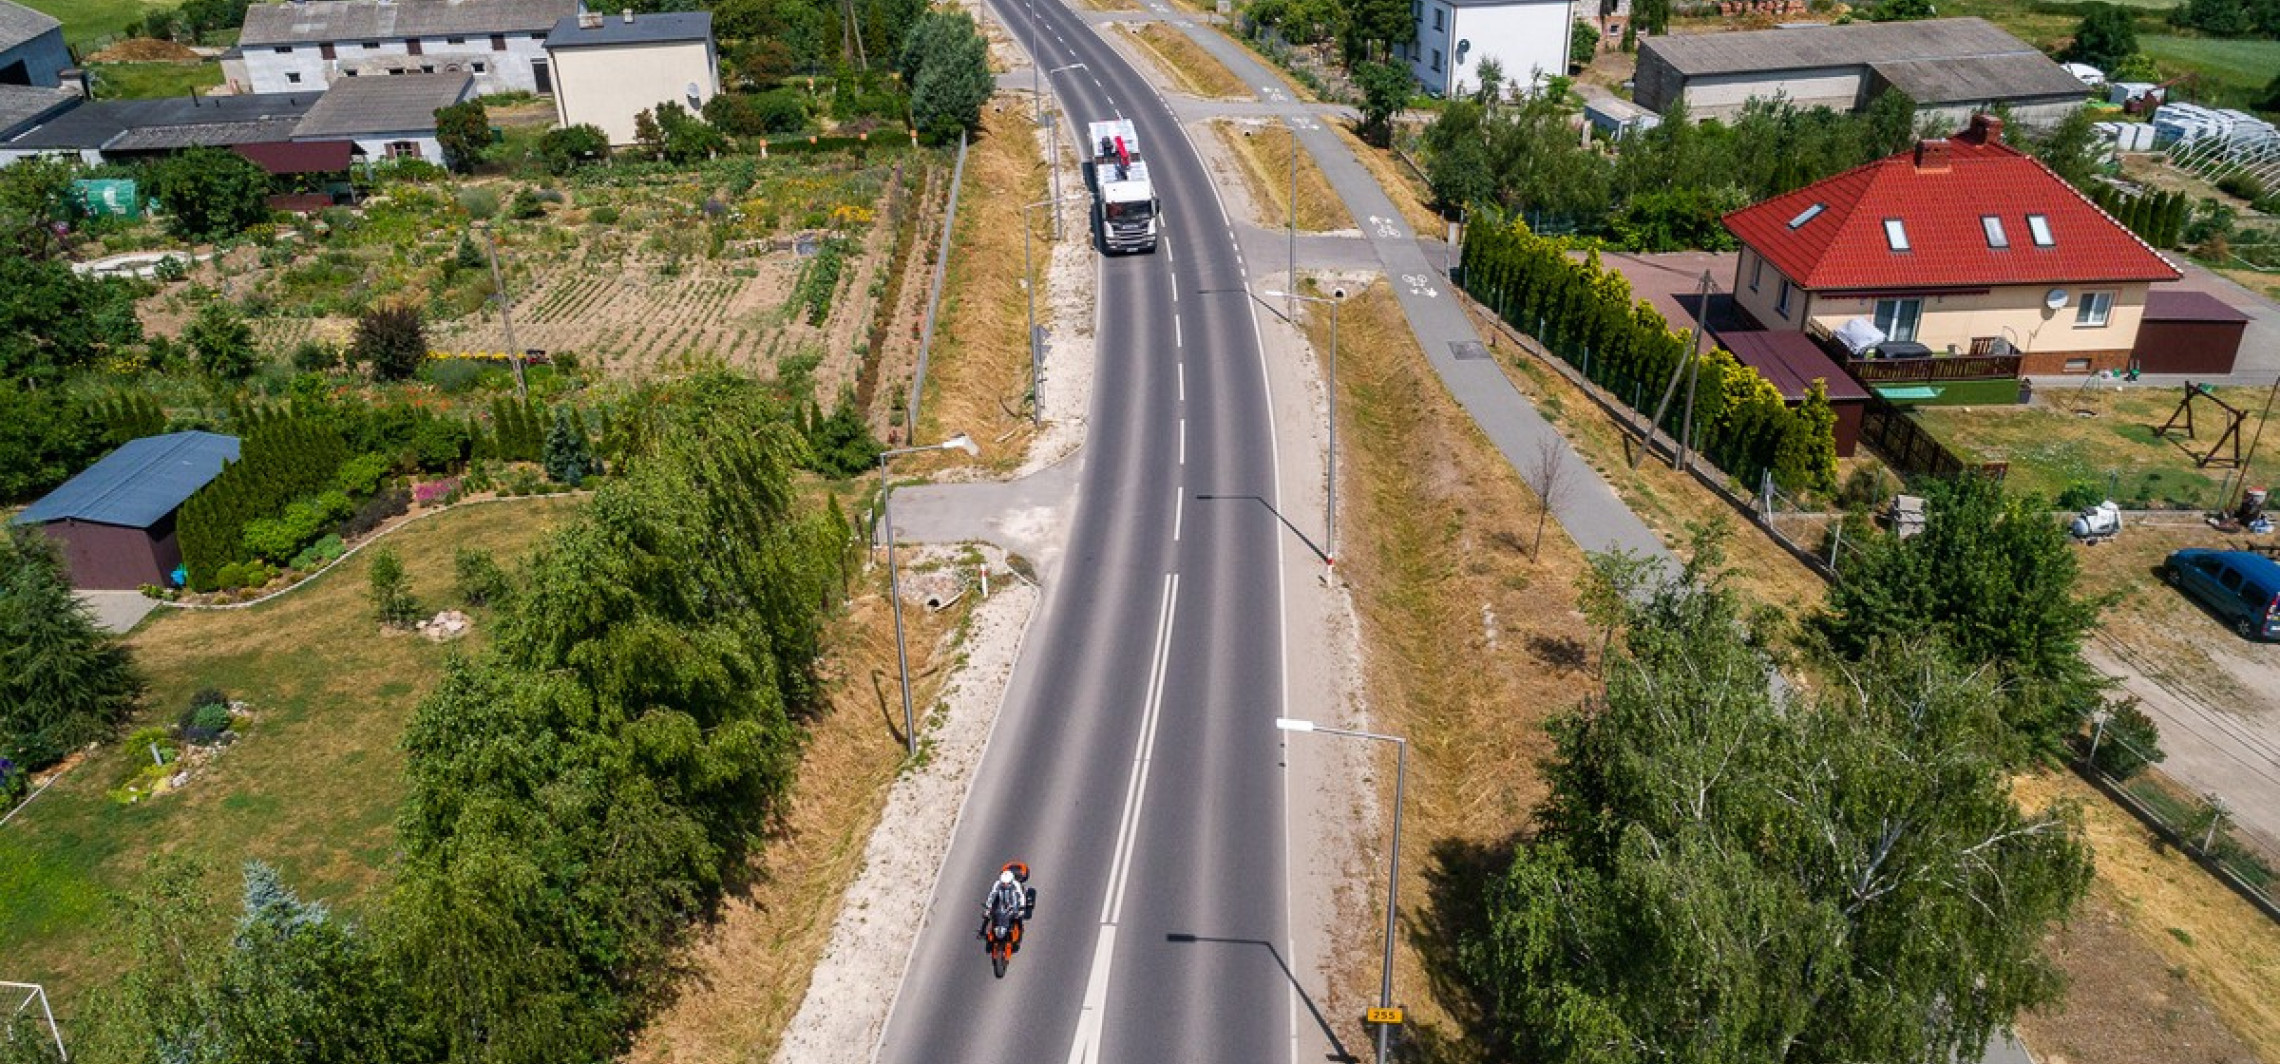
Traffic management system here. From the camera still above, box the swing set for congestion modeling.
[2155,382,2249,468]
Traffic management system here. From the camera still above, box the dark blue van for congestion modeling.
[2163,549,2280,640]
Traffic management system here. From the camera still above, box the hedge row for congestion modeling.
[1460,214,1838,493]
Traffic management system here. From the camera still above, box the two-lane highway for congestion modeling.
[876,6,1298,1064]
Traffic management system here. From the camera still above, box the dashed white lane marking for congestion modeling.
[1172,490,1183,541]
[1177,361,1184,402]
[1174,314,1182,348]
[1178,418,1186,465]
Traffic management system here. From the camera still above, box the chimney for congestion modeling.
[622,7,634,21]
[1961,112,2005,145]
[1913,138,1952,173]
[578,10,601,27]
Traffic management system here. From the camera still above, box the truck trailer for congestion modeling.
[1087,119,1159,254]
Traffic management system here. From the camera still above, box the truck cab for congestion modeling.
[1087,119,1159,254]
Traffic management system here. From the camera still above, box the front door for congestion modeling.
[531,57,552,94]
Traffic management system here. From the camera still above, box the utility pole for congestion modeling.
[1287,120,1298,320]
[479,225,526,399]
[1674,272,1710,472]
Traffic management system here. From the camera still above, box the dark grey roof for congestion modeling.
[14,432,240,529]
[0,0,62,53]
[240,0,577,46]
[543,11,711,49]
[1642,17,2039,76]
[3,92,317,149]
[1870,51,2092,103]
[0,84,77,138]
[292,71,469,136]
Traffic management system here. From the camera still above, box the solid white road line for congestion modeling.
[1067,573,1180,1064]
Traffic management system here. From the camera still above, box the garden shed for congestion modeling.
[1718,329,1871,456]
[10,431,239,590]
[2131,289,2251,376]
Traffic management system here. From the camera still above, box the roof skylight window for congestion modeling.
[1786,203,1825,229]
[1883,218,1911,252]
[1982,215,2008,248]
[2027,214,2055,247]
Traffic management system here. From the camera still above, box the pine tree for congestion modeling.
[542,407,593,487]
[0,528,143,767]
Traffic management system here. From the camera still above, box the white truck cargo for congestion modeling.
[1086,119,1159,254]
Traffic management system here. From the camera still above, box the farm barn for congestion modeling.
[11,432,239,590]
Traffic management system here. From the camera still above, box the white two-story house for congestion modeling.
[235,0,577,96]
[1407,0,1570,100]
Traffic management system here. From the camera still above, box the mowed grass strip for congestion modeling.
[1120,22,1251,100]
[1312,279,1582,1061]
[15,0,174,44]
[0,495,585,1009]
[2012,770,2280,1062]
[916,94,1044,472]
[1910,384,2262,509]
[628,568,978,1062]
[1211,119,1353,233]
[89,59,223,99]
[2142,35,2280,95]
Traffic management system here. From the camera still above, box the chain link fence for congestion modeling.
[2074,709,2280,922]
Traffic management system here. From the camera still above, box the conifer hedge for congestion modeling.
[177,412,352,590]
[1461,214,1838,492]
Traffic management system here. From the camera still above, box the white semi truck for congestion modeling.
[1086,119,1159,254]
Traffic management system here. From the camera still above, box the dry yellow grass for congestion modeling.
[1119,23,1251,99]
[916,94,1045,472]
[1210,119,1353,233]
[1332,121,1447,237]
[2013,771,2280,1061]
[1076,0,1141,10]
[1464,298,1831,630]
[629,580,977,1063]
[1307,280,1589,1062]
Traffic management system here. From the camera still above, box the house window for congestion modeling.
[1749,251,1762,292]
[472,60,487,73]
[344,69,358,76]
[285,71,302,84]
[1982,215,2009,248]
[2076,290,2114,327]
[446,35,466,44]
[1433,6,1445,30]
[1786,203,1824,229]
[1883,218,1910,252]
[2027,213,2054,246]
[490,34,507,50]
[1776,279,1793,319]
[272,45,293,53]
[362,40,379,49]
[1431,49,1442,72]
[408,38,424,55]
[320,42,336,59]
[1411,0,1421,20]
[1874,298,1922,343]
[386,140,421,159]
[420,64,435,73]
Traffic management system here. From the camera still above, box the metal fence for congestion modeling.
[2074,712,2280,923]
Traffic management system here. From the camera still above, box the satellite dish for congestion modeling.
[2044,288,2069,310]
[687,82,702,97]
[1456,38,1471,57]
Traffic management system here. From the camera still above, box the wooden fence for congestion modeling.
[1845,352,2023,383]
[1858,397,2009,481]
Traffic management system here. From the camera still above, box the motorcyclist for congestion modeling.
[981,866,1031,946]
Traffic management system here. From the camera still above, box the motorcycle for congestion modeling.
[980,861,1036,979]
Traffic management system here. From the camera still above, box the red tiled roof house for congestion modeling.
[1722,114,2179,378]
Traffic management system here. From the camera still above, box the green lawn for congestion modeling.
[2142,35,2280,96]
[0,496,583,1012]
[13,0,173,46]
[1908,385,2265,508]
[88,60,222,100]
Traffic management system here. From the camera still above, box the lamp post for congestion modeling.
[1245,120,1301,317]
[1263,286,1346,564]
[1043,63,1088,240]
[1024,194,1089,425]
[474,222,527,398]
[1277,718,1406,1064]
[878,433,980,756]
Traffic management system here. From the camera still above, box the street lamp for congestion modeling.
[1043,63,1088,239]
[1277,717,1406,1064]
[1243,120,1302,318]
[879,433,980,756]
[472,222,528,398]
[1263,286,1346,565]
[1024,194,1089,426]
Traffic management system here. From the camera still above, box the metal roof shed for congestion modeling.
[12,431,239,589]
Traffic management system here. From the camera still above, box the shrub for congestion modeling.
[538,124,611,174]
[289,533,347,570]
[458,187,502,220]
[368,547,422,628]
[509,188,547,220]
[341,487,411,539]
[2090,700,2165,780]
[454,547,510,607]
[2217,171,2266,203]
[333,453,392,497]
[426,358,487,395]
[190,701,233,734]
[412,478,461,507]
[2055,482,2105,511]
[588,206,621,225]
[543,407,594,486]
[354,305,428,381]
[152,255,190,282]
[290,338,342,372]
[705,89,810,135]
[0,757,24,807]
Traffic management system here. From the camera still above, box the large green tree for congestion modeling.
[433,98,491,173]
[0,527,143,768]
[0,154,79,259]
[1465,572,2091,1064]
[147,146,273,242]
[1423,100,1497,210]
[1354,60,1412,143]
[904,10,990,140]
[0,257,145,382]
[186,299,259,380]
[1821,474,2104,752]
[2064,3,2140,72]
[0,380,105,504]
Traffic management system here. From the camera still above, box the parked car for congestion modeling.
[2162,548,2280,640]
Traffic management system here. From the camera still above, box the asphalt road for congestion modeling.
[875,4,1298,1063]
